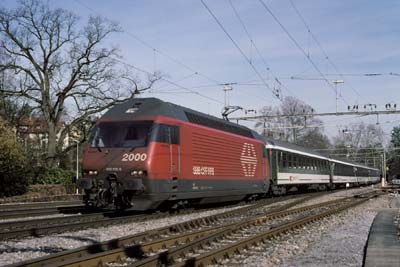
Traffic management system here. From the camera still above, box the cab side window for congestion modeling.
[152,124,180,144]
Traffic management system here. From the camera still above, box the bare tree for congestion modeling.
[297,128,331,149]
[255,105,284,139]
[332,122,384,166]
[256,96,329,147]
[0,0,160,166]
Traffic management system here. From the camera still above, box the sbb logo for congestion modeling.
[122,153,147,162]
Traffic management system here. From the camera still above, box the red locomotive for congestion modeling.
[80,98,270,209]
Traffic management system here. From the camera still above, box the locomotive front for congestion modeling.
[80,119,153,209]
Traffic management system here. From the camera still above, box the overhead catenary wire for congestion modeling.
[228,0,299,99]
[288,0,368,104]
[257,0,351,107]
[110,56,224,104]
[200,0,282,101]
[285,73,400,79]
[73,0,221,86]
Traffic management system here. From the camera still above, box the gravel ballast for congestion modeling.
[237,191,391,267]
[0,187,388,266]
[0,205,249,266]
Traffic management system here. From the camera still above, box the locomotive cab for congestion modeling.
[81,120,153,209]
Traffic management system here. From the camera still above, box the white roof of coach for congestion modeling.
[265,143,379,171]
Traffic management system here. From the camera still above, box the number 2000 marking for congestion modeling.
[122,153,147,162]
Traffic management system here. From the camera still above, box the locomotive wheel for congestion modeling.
[115,191,134,210]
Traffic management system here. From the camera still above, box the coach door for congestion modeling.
[165,125,180,180]
[330,162,335,185]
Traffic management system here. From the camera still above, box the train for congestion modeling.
[79,97,380,209]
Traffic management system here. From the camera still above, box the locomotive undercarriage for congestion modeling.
[81,174,145,210]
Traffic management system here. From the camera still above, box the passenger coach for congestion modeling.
[264,138,380,194]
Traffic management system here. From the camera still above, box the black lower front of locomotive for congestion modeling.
[79,173,147,210]
[80,175,270,211]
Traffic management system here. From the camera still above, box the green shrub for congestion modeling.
[0,119,31,197]
[29,184,67,196]
[35,167,75,185]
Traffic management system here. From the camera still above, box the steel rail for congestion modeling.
[52,191,378,267]
[0,205,85,220]
[174,195,375,267]
[6,193,324,267]
[0,211,106,232]
[0,200,82,210]
[11,191,372,267]
[115,196,366,267]
[2,192,320,241]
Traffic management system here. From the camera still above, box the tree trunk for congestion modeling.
[47,122,58,168]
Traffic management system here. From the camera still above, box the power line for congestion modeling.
[288,0,367,104]
[257,0,351,106]
[315,147,400,151]
[109,56,223,104]
[200,0,281,101]
[285,73,400,79]
[228,0,298,99]
[232,109,400,121]
[74,0,221,86]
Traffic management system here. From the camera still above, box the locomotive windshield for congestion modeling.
[90,121,153,148]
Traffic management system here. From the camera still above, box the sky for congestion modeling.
[3,0,400,143]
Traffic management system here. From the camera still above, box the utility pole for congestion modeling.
[381,150,386,187]
[333,80,344,113]
[383,150,387,184]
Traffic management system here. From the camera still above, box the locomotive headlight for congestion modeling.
[88,170,98,175]
[131,170,146,176]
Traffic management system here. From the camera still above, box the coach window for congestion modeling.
[293,155,297,169]
[296,156,300,169]
[296,155,300,169]
[288,154,292,168]
[282,153,287,168]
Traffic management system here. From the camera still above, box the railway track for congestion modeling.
[6,191,351,267]
[0,192,326,241]
[0,201,84,219]
[0,200,82,209]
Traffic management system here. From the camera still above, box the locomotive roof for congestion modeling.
[102,97,260,139]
